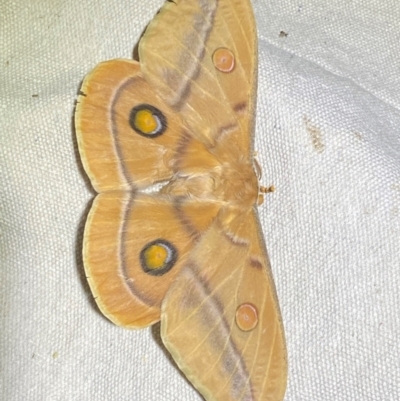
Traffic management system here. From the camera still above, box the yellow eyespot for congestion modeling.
[135,109,159,134]
[212,48,235,73]
[129,104,167,137]
[235,303,259,332]
[143,244,168,270]
[140,239,177,276]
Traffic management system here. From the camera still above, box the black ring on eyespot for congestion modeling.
[139,239,178,276]
[129,104,167,138]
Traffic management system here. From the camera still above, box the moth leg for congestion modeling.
[258,185,275,205]
[260,185,275,193]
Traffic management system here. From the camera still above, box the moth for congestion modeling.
[75,0,287,400]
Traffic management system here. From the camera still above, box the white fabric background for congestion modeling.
[1,0,399,400]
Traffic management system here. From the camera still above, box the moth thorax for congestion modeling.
[219,162,259,208]
[160,174,218,200]
[161,162,258,207]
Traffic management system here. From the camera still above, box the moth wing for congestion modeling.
[139,0,257,153]
[84,192,220,328]
[75,59,188,192]
[161,209,287,401]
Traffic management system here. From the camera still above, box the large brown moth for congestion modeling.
[75,0,287,400]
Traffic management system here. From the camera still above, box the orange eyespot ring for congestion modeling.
[212,48,235,73]
[129,104,167,137]
[235,303,259,332]
[140,239,177,276]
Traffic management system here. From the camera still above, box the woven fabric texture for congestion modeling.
[1,0,399,400]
